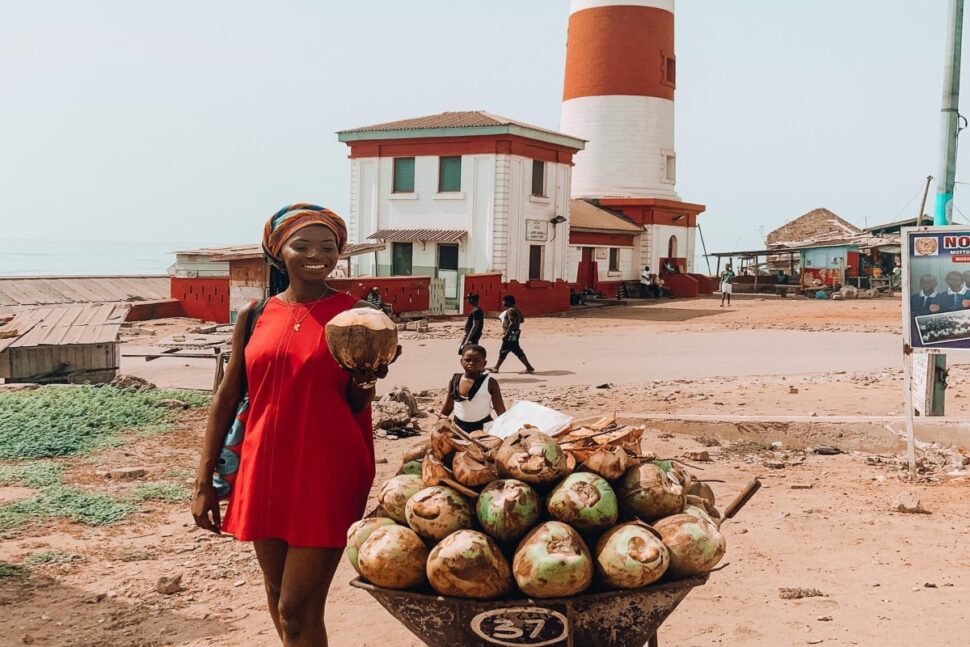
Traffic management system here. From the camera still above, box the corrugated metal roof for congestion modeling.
[338,111,586,150]
[0,303,130,352]
[569,200,643,234]
[0,276,168,309]
[367,229,467,243]
[172,242,386,261]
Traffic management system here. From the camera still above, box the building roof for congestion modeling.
[0,276,169,311]
[0,303,130,353]
[173,242,386,262]
[865,216,921,235]
[367,229,467,243]
[338,111,586,150]
[569,200,643,234]
[766,208,862,247]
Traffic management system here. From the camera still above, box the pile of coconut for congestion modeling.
[346,414,727,600]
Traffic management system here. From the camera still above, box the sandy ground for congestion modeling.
[3,297,970,646]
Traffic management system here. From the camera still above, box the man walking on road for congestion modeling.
[460,293,484,354]
[490,295,535,374]
[720,264,736,307]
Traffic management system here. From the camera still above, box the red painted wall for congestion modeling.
[463,274,570,316]
[126,299,186,322]
[663,273,699,299]
[170,277,230,323]
[688,273,715,295]
[330,276,430,313]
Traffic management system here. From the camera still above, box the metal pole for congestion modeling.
[697,224,712,275]
[934,0,964,226]
[916,175,934,227]
[903,350,918,481]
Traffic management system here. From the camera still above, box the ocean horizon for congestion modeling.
[0,239,222,277]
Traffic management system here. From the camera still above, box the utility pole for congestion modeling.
[934,0,964,226]
[916,175,934,227]
[931,0,965,415]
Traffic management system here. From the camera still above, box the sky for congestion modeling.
[2,0,969,270]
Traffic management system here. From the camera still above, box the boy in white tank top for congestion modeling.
[440,345,507,433]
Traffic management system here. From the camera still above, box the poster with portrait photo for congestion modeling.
[903,226,970,351]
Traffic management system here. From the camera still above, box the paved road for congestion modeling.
[121,329,931,393]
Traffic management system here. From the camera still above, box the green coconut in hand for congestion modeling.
[653,513,726,578]
[378,474,425,523]
[513,521,593,598]
[405,485,474,542]
[476,479,541,542]
[426,530,513,599]
[346,517,397,574]
[546,472,618,532]
[595,520,669,589]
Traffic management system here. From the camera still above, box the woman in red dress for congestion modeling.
[191,204,399,646]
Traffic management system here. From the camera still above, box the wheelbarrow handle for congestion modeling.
[723,478,761,520]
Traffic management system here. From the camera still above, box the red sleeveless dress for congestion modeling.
[223,292,375,548]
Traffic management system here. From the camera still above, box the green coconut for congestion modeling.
[618,463,686,522]
[357,525,429,590]
[398,460,423,476]
[426,530,513,599]
[653,513,726,578]
[685,495,722,529]
[546,472,618,532]
[378,474,425,523]
[513,521,593,598]
[346,517,397,574]
[405,485,474,542]
[494,427,570,486]
[653,460,693,491]
[476,479,542,542]
[595,521,669,589]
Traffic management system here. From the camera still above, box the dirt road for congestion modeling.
[4,297,970,646]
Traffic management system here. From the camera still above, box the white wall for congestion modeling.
[566,243,640,285]
[562,95,678,201]
[646,224,696,273]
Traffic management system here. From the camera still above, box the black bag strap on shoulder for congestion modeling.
[238,297,269,394]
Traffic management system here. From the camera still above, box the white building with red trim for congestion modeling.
[337,112,585,304]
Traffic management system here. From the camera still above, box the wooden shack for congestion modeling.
[0,303,129,384]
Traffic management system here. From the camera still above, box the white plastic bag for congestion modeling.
[486,401,573,439]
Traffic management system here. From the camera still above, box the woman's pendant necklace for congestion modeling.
[288,288,331,332]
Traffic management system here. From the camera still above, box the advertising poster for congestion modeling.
[903,226,970,350]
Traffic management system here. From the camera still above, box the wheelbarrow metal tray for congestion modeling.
[350,574,708,647]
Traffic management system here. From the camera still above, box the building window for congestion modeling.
[666,57,676,86]
[437,243,458,271]
[663,153,676,183]
[529,245,543,280]
[393,157,415,193]
[668,235,678,260]
[609,248,620,273]
[531,160,546,197]
[438,156,461,192]
[392,242,413,275]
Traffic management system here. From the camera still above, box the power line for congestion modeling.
[891,182,927,220]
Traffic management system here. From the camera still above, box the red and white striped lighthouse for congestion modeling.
[561,0,706,280]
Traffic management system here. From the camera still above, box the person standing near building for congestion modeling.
[490,295,535,374]
[460,293,484,354]
[911,275,943,316]
[720,264,736,307]
[639,265,651,298]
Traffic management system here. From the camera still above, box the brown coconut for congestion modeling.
[426,530,512,599]
[452,451,499,488]
[583,446,634,481]
[653,513,726,578]
[378,474,425,523]
[422,452,453,487]
[324,307,398,372]
[346,517,397,574]
[618,463,686,522]
[357,525,429,589]
[495,427,570,486]
[404,485,474,542]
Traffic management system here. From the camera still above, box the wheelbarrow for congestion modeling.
[351,573,708,647]
[352,479,760,646]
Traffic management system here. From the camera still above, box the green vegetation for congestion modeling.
[0,486,134,536]
[129,482,189,503]
[0,385,210,460]
[23,550,82,566]
[0,561,26,578]
[0,461,62,488]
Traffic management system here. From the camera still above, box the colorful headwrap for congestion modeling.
[261,203,348,264]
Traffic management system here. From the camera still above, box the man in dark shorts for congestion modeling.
[460,293,484,354]
[490,295,535,374]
